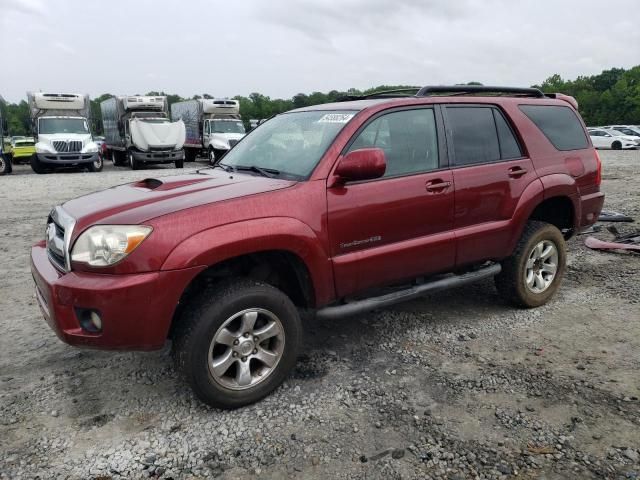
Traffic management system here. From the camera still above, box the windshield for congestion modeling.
[211,120,245,134]
[39,118,88,135]
[219,110,356,180]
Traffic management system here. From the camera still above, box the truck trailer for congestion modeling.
[171,98,245,163]
[101,95,186,170]
[27,92,102,174]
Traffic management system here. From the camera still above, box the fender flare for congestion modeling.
[161,217,334,306]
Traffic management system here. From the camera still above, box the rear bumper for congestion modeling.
[132,149,184,163]
[578,191,605,228]
[30,242,203,351]
[37,152,99,165]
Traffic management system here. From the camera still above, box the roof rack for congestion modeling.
[337,87,420,102]
[416,85,546,98]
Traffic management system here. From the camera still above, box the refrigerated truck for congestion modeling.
[27,92,102,174]
[101,95,185,170]
[170,98,245,163]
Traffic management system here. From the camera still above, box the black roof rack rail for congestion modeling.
[337,87,420,102]
[416,85,546,98]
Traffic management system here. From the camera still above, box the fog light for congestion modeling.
[76,308,103,333]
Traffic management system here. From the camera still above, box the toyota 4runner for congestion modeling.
[31,86,604,408]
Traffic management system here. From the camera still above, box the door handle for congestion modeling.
[508,166,528,178]
[425,179,451,193]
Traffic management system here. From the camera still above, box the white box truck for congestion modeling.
[27,92,102,174]
[171,98,245,163]
[101,95,186,170]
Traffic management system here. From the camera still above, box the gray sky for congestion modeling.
[1,0,638,104]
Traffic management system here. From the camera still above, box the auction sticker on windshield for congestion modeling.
[318,113,355,123]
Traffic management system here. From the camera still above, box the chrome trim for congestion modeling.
[48,206,76,271]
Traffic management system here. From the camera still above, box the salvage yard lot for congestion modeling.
[1,151,639,479]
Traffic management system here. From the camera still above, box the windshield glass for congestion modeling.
[211,120,245,134]
[219,110,356,179]
[39,118,88,134]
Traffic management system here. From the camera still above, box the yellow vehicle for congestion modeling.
[10,137,36,164]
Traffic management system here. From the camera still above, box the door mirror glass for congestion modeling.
[334,148,386,183]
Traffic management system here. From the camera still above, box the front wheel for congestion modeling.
[173,279,302,409]
[87,155,103,172]
[208,147,216,165]
[30,154,48,174]
[175,158,184,169]
[495,221,566,308]
[128,150,140,170]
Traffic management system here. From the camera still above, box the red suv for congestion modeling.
[31,86,604,408]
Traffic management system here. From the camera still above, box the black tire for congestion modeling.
[185,149,197,162]
[173,278,302,409]
[30,154,49,174]
[495,221,566,308]
[128,150,141,170]
[0,153,11,175]
[175,159,184,169]
[611,141,622,150]
[87,155,103,172]
[208,147,216,165]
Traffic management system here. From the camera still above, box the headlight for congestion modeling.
[82,142,99,153]
[71,225,152,267]
[36,143,55,154]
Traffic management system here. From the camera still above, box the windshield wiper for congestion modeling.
[233,165,280,178]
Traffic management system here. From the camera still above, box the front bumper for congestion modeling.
[37,151,99,165]
[30,242,202,350]
[132,149,184,163]
[12,148,36,160]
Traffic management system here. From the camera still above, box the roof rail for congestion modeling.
[337,87,420,102]
[416,85,546,98]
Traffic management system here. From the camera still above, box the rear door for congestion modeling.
[443,105,537,266]
[327,106,456,297]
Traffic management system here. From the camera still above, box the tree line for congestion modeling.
[2,65,638,136]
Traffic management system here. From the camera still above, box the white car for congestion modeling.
[588,128,639,150]
[603,125,640,138]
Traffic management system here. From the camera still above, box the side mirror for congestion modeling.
[333,148,386,184]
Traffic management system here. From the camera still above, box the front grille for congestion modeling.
[53,140,83,153]
[46,207,75,272]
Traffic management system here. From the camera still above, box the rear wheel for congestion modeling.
[495,221,566,308]
[173,279,302,409]
[30,154,49,174]
[611,141,622,150]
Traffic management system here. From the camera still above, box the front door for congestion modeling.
[203,120,210,147]
[327,107,455,297]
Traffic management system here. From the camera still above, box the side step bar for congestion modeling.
[315,263,501,320]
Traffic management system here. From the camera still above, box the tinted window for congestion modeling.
[519,105,588,151]
[447,107,500,166]
[493,110,523,159]
[348,109,439,177]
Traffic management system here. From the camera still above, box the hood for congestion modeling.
[38,132,92,143]
[63,171,296,234]
[130,118,186,150]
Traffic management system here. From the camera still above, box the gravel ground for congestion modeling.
[1,151,639,480]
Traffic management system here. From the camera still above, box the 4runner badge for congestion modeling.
[340,235,382,249]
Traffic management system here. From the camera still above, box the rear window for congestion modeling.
[519,105,588,151]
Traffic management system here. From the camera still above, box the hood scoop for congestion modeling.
[131,176,210,192]
[133,178,164,190]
